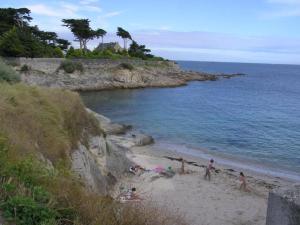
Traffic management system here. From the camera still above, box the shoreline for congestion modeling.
[153,141,300,183]
[92,109,298,225]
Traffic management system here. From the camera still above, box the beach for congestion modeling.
[109,134,295,225]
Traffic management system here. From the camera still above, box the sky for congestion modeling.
[2,0,300,64]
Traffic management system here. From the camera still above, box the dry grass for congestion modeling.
[0,83,100,164]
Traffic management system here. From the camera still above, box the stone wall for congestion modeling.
[266,185,300,225]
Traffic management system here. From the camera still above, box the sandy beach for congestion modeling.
[110,135,296,225]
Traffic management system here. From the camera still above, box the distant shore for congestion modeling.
[4,57,243,91]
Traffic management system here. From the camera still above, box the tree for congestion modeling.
[116,27,132,50]
[62,19,99,51]
[94,29,107,44]
[0,8,32,35]
[56,39,71,51]
[0,27,25,57]
[128,40,151,59]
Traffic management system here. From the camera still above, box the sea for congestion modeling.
[80,61,300,181]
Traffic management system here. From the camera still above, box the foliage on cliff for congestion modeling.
[0,8,69,58]
[0,84,187,225]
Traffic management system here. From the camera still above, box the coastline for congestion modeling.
[153,141,300,183]
[4,58,243,91]
[101,113,298,225]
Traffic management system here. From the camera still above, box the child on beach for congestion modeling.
[204,159,215,181]
[239,172,250,192]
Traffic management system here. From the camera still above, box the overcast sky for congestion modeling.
[2,0,300,64]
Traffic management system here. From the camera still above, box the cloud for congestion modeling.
[131,30,300,54]
[102,11,123,18]
[27,3,79,18]
[79,0,99,5]
[264,0,300,17]
[267,0,300,4]
[152,47,300,64]
[27,4,66,17]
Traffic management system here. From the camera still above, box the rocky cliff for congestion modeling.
[71,109,154,195]
[4,58,241,91]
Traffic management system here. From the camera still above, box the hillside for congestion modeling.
[0,82,187,225]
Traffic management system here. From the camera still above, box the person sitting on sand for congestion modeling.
[204,159,215,181]
[239,172,250,192]
[123,187,143,201]
[129,166,138,175]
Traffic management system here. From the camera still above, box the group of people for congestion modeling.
[203,159,250,192]
[122,158,250,204]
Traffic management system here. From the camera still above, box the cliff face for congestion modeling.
[71,135,131,195]
[4,58,221,91]
[71,108,157,195]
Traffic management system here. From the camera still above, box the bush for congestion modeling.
[20,64,30,72]
[119,62,134,70]
[0,59,21,83]
[59,60,84,73]
[1,195,57,225]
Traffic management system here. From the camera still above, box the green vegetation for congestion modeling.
[119,62,134,70]
[0,59,20,83]
[62,19,105,52]
[20,64,30,72]
[0,7,166,61]
[0,8,70,58]
[59,60,84,73]
[116,27,132,50]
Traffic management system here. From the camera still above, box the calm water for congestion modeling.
[81,61,300,180]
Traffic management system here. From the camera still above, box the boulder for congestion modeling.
[266,185,300,225]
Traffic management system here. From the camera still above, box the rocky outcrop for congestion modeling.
[71,135,131,194]
[70,109,154,195]
[4,58,242,91]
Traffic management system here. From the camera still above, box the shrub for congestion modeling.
[119,62,134,70]
[59,60,84,73]
[66,47,85,58]
[20,64,30,72]
[1,195,57,225]
[0,59,21,83]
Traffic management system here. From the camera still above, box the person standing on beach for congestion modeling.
[204,159,214,181]
[239,172,250,192]
[179,158,185,174]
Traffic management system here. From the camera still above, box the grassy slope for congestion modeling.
[0,83,187,225]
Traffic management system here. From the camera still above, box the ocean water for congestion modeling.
[80,61,300,180]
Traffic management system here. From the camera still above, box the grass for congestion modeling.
[0,84,187,225]
[0,59,21,83]
[0,84,100,163]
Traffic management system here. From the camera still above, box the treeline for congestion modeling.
[0,8,69,58]
[0,7,163,61]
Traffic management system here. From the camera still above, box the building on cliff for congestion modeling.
[95,42,123,52]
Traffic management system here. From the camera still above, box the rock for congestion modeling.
[86,108,131,135]
[133,133,154,146]
[71,135,131,195]
[266,185,300,225]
